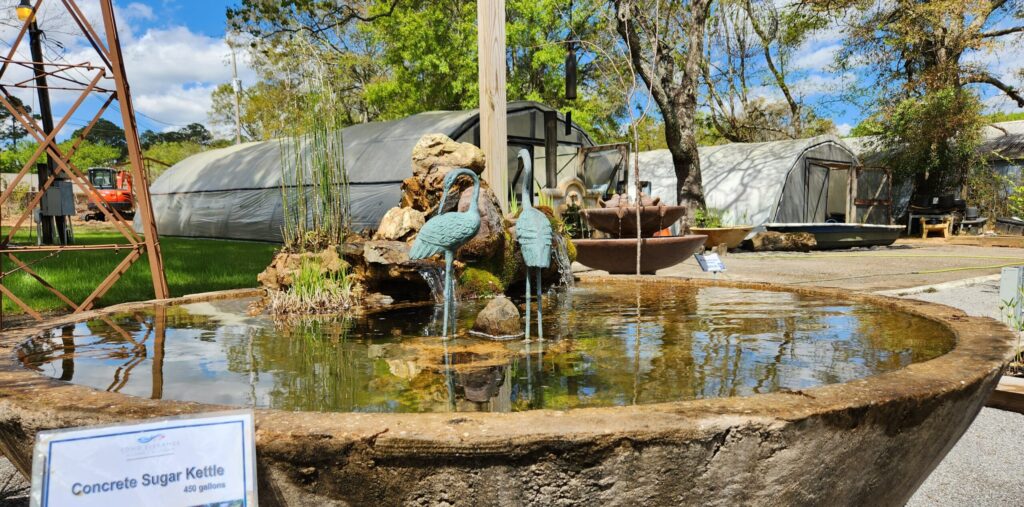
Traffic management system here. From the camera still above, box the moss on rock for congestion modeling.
[459,267,504,297]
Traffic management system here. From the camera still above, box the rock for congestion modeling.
[472,296,522,337]
[454,184,504,260]
[403,134,487,212]
[374,207,425,241]
[750,231,817,252]
[257,247,348,291]
[363,240,411,265]
[411,134,486,178]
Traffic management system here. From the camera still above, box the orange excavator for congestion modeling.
[83,166,134,220]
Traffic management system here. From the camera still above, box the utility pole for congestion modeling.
[24,4,58,244]
[477,0,508,211]
[228,36,242,145]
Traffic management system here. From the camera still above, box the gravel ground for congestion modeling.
[0,458,27,506]
[906,279,1024,506]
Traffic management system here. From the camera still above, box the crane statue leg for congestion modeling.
[536,269,543,341]
[524,267,532,342]
[443,250,453,339]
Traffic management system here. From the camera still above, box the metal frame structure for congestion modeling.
[0,0,168,323]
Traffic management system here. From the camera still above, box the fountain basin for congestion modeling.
[582,205,687,237]
[0,279,1013,506]
[691,225,754,249]
[573,235,707,274]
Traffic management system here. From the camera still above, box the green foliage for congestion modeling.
[999,289,1024,376]
[224,0,627,142]
[0,96,32,148]
[868,88,984,196]
[142,141,207,178]
[362,1,479,118]
[966,166,1011,219]
[694,207,724,228]
[0,229,277,314]
[270,255,358,315]
[1008,182,1024,218]
[458,267,503,297]
[280,72,351,253]
[66,140,121,170]
[986,111,1024,123]
[140,124,213,148]
[70,119,126,156]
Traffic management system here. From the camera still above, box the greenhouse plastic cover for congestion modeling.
[638,135,860,226]
[137,102,592,242]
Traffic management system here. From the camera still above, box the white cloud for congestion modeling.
[0,3,254,137]
[793,44,842,71]
[835,123,852,136]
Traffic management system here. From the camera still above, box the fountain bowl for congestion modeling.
[0,279,1013,506]
[582,205,687,237]
[573,235,707,274]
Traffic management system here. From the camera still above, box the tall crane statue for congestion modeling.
[410,168,482,338]
[514,150,554,341]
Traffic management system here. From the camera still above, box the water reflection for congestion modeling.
[18,282,955,413]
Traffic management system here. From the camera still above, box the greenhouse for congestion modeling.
[638,134,891,226]
[140,101,595,241]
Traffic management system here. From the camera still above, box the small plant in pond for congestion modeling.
[268,256,360,315]
[694,207,725,228]
[508,192,521,218]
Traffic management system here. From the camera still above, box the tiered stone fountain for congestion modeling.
[573,193,707,274]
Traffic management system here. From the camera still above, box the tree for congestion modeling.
[208,83,260,141]
[142,142,207,178]
[613,0,712,210]
[702,0,832,142]
[811,0,1024,195]
[140,124,214,148]
[0,96,32,148]
[225,0,627,141]
[70,118,126,154]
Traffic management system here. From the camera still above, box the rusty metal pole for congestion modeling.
[98,0,169,299]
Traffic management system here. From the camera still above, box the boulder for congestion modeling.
[403,134,487,213]
[363,240,411,265]
[411,134,486,178]
[374,207,425,241]
[454,184,505,260]
[257,247,348,291]
[472,296,522,337]
[750,231,817,252]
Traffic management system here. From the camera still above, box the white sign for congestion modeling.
[694,253,726,273]
[30,410,257,507]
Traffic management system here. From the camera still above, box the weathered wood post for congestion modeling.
[477,0,508,211]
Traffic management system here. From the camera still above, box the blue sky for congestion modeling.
[4,0,1020,142]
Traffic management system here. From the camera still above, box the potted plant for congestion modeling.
[690,208,753,250]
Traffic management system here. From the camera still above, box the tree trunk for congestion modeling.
[665,107,704,212]
[613,0,709,219]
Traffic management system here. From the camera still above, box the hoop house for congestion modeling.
[139,101,593,242]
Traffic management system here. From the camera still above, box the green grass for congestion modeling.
[1,228,277,314]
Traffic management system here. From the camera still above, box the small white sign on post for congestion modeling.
[30,410,257,507]
[694,252,726,274]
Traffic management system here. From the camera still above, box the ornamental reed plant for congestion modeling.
[280,91,350,253]
[273,60,359,315]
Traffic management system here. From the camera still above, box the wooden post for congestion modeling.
[477,0,508,211]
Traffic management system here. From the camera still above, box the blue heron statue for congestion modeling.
[410,168,481,338]
[514,150,553,341]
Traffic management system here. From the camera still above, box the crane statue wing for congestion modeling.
[410,213,481,260]
[516,208,553,269]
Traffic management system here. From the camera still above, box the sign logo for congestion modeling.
[137,434,165,444]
